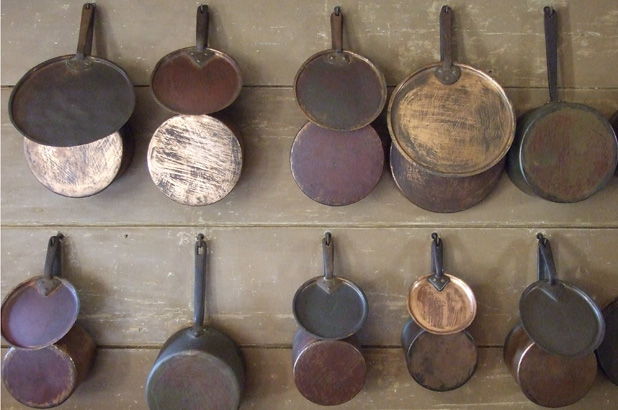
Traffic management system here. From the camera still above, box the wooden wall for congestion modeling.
[2,0,618,408]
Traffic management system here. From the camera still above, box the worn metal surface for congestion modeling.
[504,323,597,408]
[151,5,242,115]
[294,7,386,131]
[388,6,515,177]
[290,122,384,206]
[2,324,95,409]
[148,115,243,206]
[519,234,605,357]
[292,328,365,406]
[8,3,135,147]
[401,319,478,391]
[597,297,618,385]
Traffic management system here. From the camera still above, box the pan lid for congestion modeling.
[1,234,80,349]
[292,233,368,340]
[150,5,242,115]
[294,7,387,131]
[519,234,605,357]
[8,3,135,147]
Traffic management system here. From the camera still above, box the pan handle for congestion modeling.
[192,234,207,336]
[544,7,559,102]
[36,234,64,296]
[537,233,558,286]
[428,232,450,291]
[318,232,342,294]
[196,5,209,52]
[434,5,461,85]
[67,3,96,72]
[331,7,343,53]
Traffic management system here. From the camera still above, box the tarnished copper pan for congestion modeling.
[506,7,617,203]
[388,6,514,177]
[292,328,365,406]
[504,323,597,408]
[290,122,384,206]
[294,7,387,131]
[407,233,476,335]
[595,297,618,385]
[150,5,242,115]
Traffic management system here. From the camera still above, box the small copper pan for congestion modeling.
[407,233,476,335]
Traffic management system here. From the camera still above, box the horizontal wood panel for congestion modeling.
[2,227,617,347]
[2,347,616,409]
[3,87,618,228]
[2,0,618,88]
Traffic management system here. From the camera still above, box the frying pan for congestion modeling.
[2,324,96,409]
[146,234,244,410]
[401,318,478,391]
[292,232,368,340]
[388,6,515,177]
[290,122,384,206]
[407,233,476,335]
[519,234,605,357]
[611,111,618,175]
[8,3,135,147]
[294,6,387,131]
[147,115,242,206]
[151,5,242,115]
[1,234,80,349]
[292,328,365,405]
[506,7,617,202]
[504,323,597,408]
[23,127,133,198]
[596,297,618,385]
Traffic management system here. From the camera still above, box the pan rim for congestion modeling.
[387,62,515,177]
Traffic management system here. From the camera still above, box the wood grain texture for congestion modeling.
[147,115,242,206]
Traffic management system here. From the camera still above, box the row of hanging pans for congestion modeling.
[8,4,618,211]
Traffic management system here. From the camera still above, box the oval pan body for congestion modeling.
[295,50,386,131]
[147,115,242,206]
[390,144,504,213]
[388,63,515,176]
[9,55,135,147]
[401,319,478,391]
[292,329,366,406]
[147,326,244,410]
[290,122,384,206]
[151,48,242,115]
[516,102,617,202]
[596,298,618,385]
[24,131,125,198]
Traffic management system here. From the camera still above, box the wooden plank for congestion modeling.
[2,0,618,88]
[3,88,618,228]
[2,347,616,409]
[2,227,617,347]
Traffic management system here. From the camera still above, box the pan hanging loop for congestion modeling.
[428,232,450,291]
[434,5,461,85]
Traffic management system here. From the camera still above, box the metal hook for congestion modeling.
[334,6,341,16]
[324,231,332,246]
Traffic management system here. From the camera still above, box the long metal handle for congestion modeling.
[317,232,342,294]
[37,234,63,296]
[331,6,343,52]
[435,5,461,85]
[75,3,96,60]
[194,234,207,329]
[537,233,558,286]
[544,6,558,102]
[429,232,450,291]
[196,5,209,51]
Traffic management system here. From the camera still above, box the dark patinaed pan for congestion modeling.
[596,297,618,385]
[611,111,618,175]
[506,7,617,202]
[407,233,476,335]
[1,234,79,349]
[294,6,387,131]
[401,319,478,391]
[290,122,384,206]
[2,324,96,409]
[388,6,515,177]
[292,232,368,340]
[504,323,597,408]
[519,234,605,357]
[146,234,244,410]
[8,3,135,147]
[150,5,242,115]
[292,328,366,406]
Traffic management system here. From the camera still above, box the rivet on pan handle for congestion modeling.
[190,5,215,67]
[192,233,207,337]
[35,234,64,296]
[328,7,350,65]
[537,233,558,286]
[544,6,559,102]
[318,232,343,294]
[67,3,96,72]
[434,5,461,85]
[428,232,450,291]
